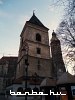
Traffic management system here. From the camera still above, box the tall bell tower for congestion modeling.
[50,31,66,79]
[16,13,52,83]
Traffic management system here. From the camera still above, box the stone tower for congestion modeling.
[16,13,52,83]
[50,31,66,79]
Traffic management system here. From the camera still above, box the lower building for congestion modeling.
[0,56,18,94]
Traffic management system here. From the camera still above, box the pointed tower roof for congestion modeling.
[57,72,75,84]
[27,13,49,30]
[21,13,49,36]
[52,30,56,36]
[51,30,60,42]
[40,77,56,87]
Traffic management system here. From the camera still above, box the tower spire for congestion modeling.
[52,30,56,37]
[33,10,35,15]
[51,31,66,78]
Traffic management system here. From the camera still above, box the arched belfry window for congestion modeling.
[36,33,41,42]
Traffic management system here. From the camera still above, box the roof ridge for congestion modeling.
[28,14,48,30]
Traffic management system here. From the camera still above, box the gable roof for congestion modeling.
[0,56,18,65]
[27,13,49,30]
[20,13,49,36]
[40,77,56,87]
[57,72,75,84]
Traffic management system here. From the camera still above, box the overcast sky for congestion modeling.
[0,0,66,58]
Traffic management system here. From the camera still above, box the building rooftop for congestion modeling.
[0,56,18,65]
[57,72,75,85]
[40,77,56,87]
[21,13,49,36]
[27,13,49,30]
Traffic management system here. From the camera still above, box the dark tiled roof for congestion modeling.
[57,72,75,84]
[40,77,56,86]
[27,13,48,30]
[0,56,18,78]
[20,14,49,36]
[0,56,18,65]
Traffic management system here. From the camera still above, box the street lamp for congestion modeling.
[32,72,40,91]
[22,41,29,100]
[32,72,39,100]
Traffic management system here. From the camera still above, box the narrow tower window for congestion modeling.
[37,59,41,70]
[36,33,41,42]
[37,48,41,54]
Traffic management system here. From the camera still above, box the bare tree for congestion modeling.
[67,0,75,16]
[57,10,75,74]
[50,0,75,73]
[58,19,75,46]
